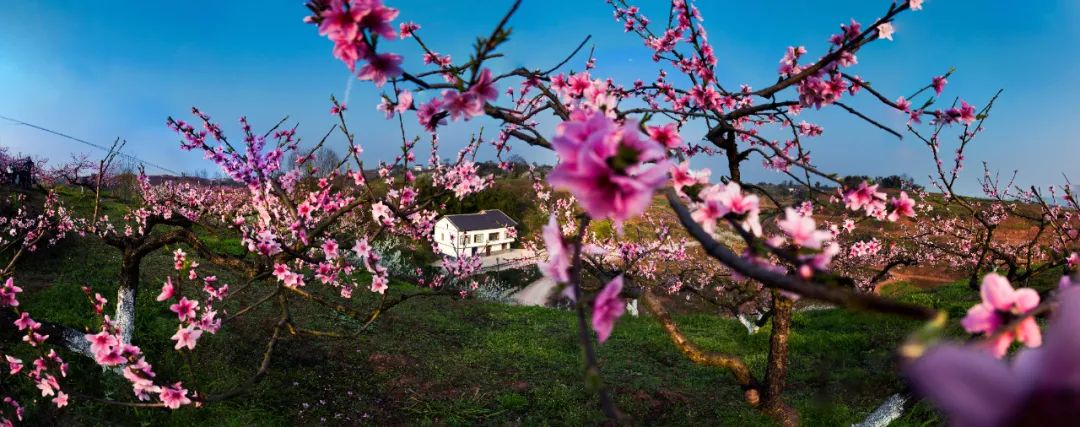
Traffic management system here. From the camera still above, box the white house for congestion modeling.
[434,210,517,257]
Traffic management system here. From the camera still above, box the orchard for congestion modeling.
[0,0,1076,425]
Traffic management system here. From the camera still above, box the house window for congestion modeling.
[488,232,500,240]
[473,234,482,243]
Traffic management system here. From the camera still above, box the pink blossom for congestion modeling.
[441,90,483,121]
[35,375,59,397]
[198,310,221,334]
[906,288,1080,426]
[692,182,762,236]
[297,202,315,220]
[877,22,895,41]
[843,182,887,216]
[546,111,671,226]
[537,215,571,283]
[0,278,21,307]
[318,0,361,41]
[272,263,290,281]
[322,239,340,260]
[85,331,118,355]
[956,100,977,124]
[371,201,393,224]
[169,297,199,322]
[13,313,37,331]
[354,0,399,39]
[399,21,419,38]
[887,191,917,221]
[895,96,911,112]
[353,238,372,258]
[646,123,683,149]
[332,37,369,72]
[670,161,710,195]
[95,348,126,366]
[468,68,499,104]
[156,277,175,302]
[416,98,447,132]
[52,392,68,408]
[909,0,924,11]
[777,208,831,249]
[123,358,160,400]
[171,325,203,351]
[932,75,948,96]
[395,89,413,113]
[961,273,1042,358]
[356,53,403,87]
[283,272,306,288]
[1059,275,1077,290]
[159,383,191,409]
[370,274,388,294]
[591,275,626,343]
[5,356,22,375]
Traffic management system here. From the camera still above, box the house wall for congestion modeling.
[432,218,516,257]
[433,218,462,257]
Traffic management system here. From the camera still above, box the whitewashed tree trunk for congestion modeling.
[114,284,137,344]
[57,325,94,358]
[853,393,909,427]
[737,313,763,334]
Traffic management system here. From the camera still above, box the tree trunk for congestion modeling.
[763,291,797,426]
[0,312,94,359]
[115,248,141,345]
[853,393,910,427]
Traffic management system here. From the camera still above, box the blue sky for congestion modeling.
[1,1,1077,194]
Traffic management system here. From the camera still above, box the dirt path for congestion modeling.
[875,268,960,293]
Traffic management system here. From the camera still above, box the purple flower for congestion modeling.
[907,288,1080,426]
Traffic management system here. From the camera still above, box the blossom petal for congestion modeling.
[1014,319,1041,351]
[981,273,1015,311]
[961,303,1000,334]
[1012,288,1040,312]
[1028,288,1080,389]
[906,345,1025,427]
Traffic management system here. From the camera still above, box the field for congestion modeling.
[3,194,1056,427]
[0,181,1064,426]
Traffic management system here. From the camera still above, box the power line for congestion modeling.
[0,114,181,175]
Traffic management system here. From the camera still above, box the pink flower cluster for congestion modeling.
[86,325,191,408]
[353,238,390,294]
[670,161,710,196]
[777,208,832,250]
[961,273,1042,358]
[309,0,403,86]
[842,182,916,222]
[157,249,223,353]
[547,111,671,226]
[691,182,762,237]
[416,68,499,132]
[3,349,68,411]
[907,287,1080,426]
[538,215,571,283]
[592,275,625,343]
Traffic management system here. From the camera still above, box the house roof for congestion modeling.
[442,209,518,231]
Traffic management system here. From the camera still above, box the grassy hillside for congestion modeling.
[6,235,989,426]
